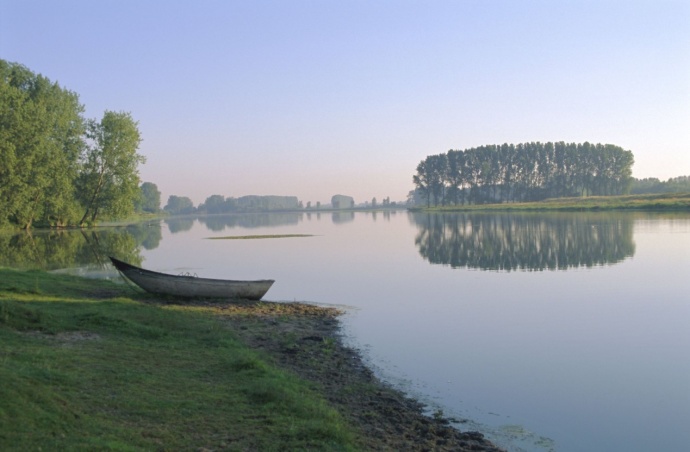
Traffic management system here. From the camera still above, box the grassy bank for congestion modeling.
[414,192,690,212]
[0,269,357,451]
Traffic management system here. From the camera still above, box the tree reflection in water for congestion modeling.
[331,211,355,224]
[412,212,635,271]
[0,223,161,270]
[164,217,195,233]
[196,213,302,231]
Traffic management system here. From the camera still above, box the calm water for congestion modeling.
[3,211,689,451]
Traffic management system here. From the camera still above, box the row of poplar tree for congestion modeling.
[0,60,146,229]
[413,142,634,206]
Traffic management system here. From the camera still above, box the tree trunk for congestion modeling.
[80,168,106,226]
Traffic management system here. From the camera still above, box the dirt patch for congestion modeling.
[204,300,504,451]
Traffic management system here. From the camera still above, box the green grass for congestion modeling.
[0,268,357,451]
[418,192,690,212]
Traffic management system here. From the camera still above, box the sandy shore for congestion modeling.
[202,300,504,451]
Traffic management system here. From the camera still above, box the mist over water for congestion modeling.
[3,211,689,451]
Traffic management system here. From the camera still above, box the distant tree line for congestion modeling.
[164,193,405,215]
[413,142,634,207]
[163,195,196,215]
[161,191,408,215]
[0,60,148,228]
[629,176,690,194]
[163,194,302,215]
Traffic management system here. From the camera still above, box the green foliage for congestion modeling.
[200,194,226,213]
[197,195,301,213]
[413,142,635,206]
[630,175,690,194]
[0,59,148,229]
[0,269,358,451]
[77,111,145,225]
[0,60,85,228]
[413,153,447,206]
[163,195,196,215]
[137,181,161,213]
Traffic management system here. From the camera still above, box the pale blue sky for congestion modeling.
[2,0,689,204]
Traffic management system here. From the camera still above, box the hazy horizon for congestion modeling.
[2,1,688,206]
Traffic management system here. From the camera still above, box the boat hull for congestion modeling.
[109,257,274,300]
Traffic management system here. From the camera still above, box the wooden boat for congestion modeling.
[109,257,274,300]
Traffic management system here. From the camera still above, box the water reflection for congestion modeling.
[197,213,302,230]
[139,223,163,250]
[163,213,305,234]
[165,211,404,231]
[164,216,195,233]
[331,211,354,224]
[0,223,161,270]
[363,210,399,222]
[411,212,635,271]
[2,212,639,274]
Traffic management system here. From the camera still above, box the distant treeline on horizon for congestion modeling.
[162,193,399,215]
[628,176,690,195]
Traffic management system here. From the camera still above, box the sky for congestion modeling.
[1,1,689,205]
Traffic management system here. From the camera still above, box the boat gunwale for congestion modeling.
[109,257,275,285]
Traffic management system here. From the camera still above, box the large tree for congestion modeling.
[138,182,161,213]
[77,111,144,225]
[412,159,432,207]
[201,194,225,214]
[413,153,448,207]
[164,195,195,215]
[0,60,85,228]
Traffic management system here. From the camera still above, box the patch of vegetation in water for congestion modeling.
[206,234,315,240]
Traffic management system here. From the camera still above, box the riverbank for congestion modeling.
[0,268,502,451]
[219,301,503,451]
[412,192,690,212]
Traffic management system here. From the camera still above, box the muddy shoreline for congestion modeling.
[206,300,504,451]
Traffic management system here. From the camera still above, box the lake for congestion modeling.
[3,210,689,451]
